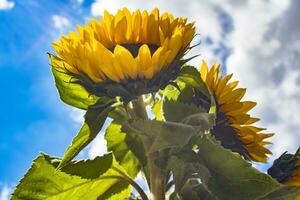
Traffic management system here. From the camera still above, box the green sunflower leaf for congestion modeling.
[105,122,142,178]
[168,154,199,192]
[170,179,217,200]
[12,153,131,200]
[163,100,206,122]
[107,106,147,168]
[165,148,214,197]
[152,99,164,120]
[178,66,209,97]
[58,102,113,170]
[49,53,99,110]
[159,84,181,100]
[258,186,300,200]
[177,85,197,104]
[196,136,281,200]
[124,119,197,153]
[123,115,214,153]
[124,133,148,173]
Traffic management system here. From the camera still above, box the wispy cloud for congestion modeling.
[222,0,300,160]
[77,0,84,5]
[88,133,108,159]
[52,15,71,30]
[0,0,14,10]
[0,185,10,200]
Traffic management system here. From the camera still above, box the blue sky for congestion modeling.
[1,0,300,199]
[0,0,93,191]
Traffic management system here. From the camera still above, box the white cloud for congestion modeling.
[0,0,14,10]
[69,108,85,124]
[222,0,300,160]
[52,15,70,30]
[88,133,108,159]
[88,0,300,163]
[0,185,10,200]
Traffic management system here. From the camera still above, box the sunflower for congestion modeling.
[196,61,273,162]
[268,148,300,186]
[284,163,300,187]
[51,8,195,100]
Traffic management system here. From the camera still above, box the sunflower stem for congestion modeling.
[131,96,166,200]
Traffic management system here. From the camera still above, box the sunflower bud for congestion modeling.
[268,148,300,186]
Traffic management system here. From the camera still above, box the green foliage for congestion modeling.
[15,53,295,200]
[123,116,214,153]
[49,54,99,110]
[124,133,149,176]
[258,186,300,200]
[159,84,181,100]
[196,136,281,200]
[167,153,199,192]
[170,179,216,200]
[178,66,209,97]
[163,100,205,122]
[12,153,131,200]
[152,99,164,120]
[105,122,141,178]
[58,101,113,169]
[166,134,294,200]
[106,107,148,181]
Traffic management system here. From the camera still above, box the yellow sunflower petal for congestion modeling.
[114,45,137,79]
[228,101,257,116]
[148,8,160,44]
[122,7,132,41]
[245,117,260,125]
[141,10,149,43]
[229,114,251,125]
[218,88,246,105]
[200,61,209,81]
[132,10,142,42]
[137,44,152,78]
[220,102,243,113]
[114,11,127,43]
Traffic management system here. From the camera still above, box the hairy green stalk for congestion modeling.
[131,96,166,200]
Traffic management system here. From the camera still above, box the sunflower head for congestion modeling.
[51,8,195,101]
[193,61,273,162]
[268,148,300,186]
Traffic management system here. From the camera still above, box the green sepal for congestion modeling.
[57,100,114,170]
[12,153,132,200]
[49,53,99,110]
